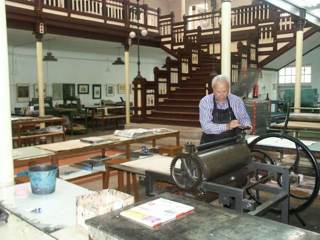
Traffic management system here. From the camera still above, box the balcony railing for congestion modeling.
[6,0,160,33]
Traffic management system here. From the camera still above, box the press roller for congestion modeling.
[195,142,251,181]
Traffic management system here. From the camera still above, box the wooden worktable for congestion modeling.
[12,116,65,147]
[86,192,320,240]
[13,129,180,184]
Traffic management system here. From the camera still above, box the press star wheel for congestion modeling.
[170,153,203,191]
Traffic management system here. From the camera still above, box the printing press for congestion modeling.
[145,128,320,224]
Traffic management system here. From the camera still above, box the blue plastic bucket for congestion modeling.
[28,165,58,194]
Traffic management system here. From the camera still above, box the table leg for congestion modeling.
[176,133,180,146]
[126,173,131,193]
[132,173,139,202]
[125,144,131,160]
[118,170,124,191]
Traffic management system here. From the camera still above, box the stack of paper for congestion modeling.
[80,137,107,144]
[120,198,194,229]
[114,128,153,138]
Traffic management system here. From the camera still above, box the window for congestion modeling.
[279,66,311,84]
[188,3,209,30]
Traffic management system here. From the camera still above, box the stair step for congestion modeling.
[164,98,200,105]
[191,72,213,76]
[151,110,199,119]
[156,105,199,112]
[181,83,206,88]
[169,91,204,99]
[174,88,205,94]
[145,117,200,127]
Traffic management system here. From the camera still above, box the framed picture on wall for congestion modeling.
[16,84,30,102]
[106,84,115,96]
[78,84,89,94]
[117,84,126,94]
[92,84,101,99]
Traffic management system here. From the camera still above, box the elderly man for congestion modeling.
[199,75,252,144]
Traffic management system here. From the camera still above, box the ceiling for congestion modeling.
[286,0,320,17]
[263,0,320,27]
[6,28,167,60]
[7,28,121,54]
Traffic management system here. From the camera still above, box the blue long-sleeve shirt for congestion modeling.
[199,93,251,134]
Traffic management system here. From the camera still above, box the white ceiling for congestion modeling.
[264,0,320,27]
[7,28,122,54]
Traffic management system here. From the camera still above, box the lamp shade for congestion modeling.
[43,52,57,61]
[112,57,125,65]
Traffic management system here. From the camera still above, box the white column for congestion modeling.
[294,20,304,113]
[125,48,130,124]
[36,39,45,118]
[181,0,186,21]
[0,1,14,187]
[221,0,231,83]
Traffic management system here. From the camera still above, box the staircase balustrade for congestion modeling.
[158,2,313,66]
[132,54,188,121]
[132,75,155,122]
[9,0,159,33]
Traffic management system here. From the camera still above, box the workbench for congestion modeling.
[86,192,320,240]
[12,128,180,185]
[0,212,55,240]
[11,116,65,148]
[0,179,89,233]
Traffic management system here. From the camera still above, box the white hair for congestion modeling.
[211,75,230,89]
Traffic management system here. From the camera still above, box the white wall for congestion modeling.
[258,70,278,100]
[300,47,320,91]
[8,42,168,111]
[276,47,320,102]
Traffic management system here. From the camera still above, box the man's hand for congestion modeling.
[245,125,253,135]
[228,120,240,130]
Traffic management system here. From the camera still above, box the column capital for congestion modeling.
[295,17,305,31]
[34,21,45,41]
[123,40,130,51]
[295,8,306,31]
[221,0,231,3]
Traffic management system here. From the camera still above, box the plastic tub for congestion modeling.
[28,165,58,194]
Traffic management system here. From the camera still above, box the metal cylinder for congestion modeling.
[195,143,251,181]
[289,113,320,122]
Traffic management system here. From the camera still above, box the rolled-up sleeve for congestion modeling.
[231,96,251,126]
[199,96,227,134]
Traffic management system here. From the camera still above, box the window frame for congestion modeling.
[278,65,312,85]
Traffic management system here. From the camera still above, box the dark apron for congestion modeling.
[200,96,238,144]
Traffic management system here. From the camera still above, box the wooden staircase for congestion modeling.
[145,54,218,126]
[132,2,319,127]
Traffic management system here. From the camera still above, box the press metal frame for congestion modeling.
[145,161,290,223]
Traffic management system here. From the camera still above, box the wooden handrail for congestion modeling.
[7,0,159,33]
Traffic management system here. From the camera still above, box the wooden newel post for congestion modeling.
[132,75,147,122]
[153,67,160,106]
